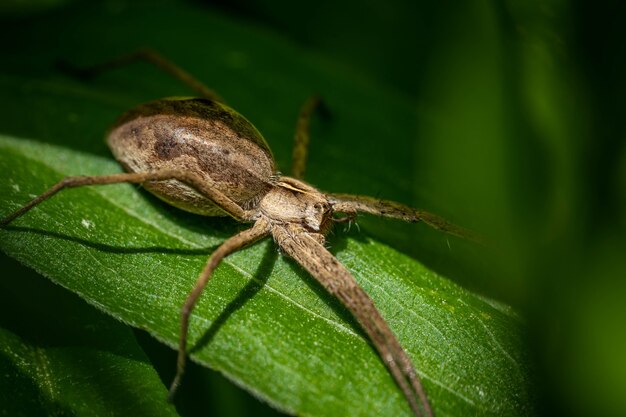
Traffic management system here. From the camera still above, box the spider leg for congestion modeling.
[168,219,270,400]
[1,169,256,227]
[328,193,483,244]
[273,223,434,417]
[291,96,329,179]
[59,48,223,102]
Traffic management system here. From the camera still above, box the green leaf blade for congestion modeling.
[0,252,180,417]
[0,135,531,417]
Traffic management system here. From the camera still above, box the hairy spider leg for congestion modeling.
[329,193,484,244]
[291,95,323,179]
[0,169,256,227]
[59,48,223,102]
[168,219,270,400]
[273,223,434,417]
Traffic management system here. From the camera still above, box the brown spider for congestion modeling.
[1,50,480,417]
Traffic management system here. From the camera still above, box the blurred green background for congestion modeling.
[1,0,625,416]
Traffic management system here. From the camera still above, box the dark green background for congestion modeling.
[1,0,625,416]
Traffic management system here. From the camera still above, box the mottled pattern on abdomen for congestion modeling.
[106,98,275,216]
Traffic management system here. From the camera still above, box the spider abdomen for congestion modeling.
[107,98,275,216]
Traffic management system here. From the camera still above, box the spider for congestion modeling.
[1,50,480,417]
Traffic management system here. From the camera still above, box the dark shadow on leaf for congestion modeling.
[4,226,223,255]
[281,235,368,341]
[326,224,370,250]
[330,217,491,297]
[138,191,240,235]
[190,240,278,354]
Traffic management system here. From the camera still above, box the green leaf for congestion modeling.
[0,1,533,416]
[0,253,179,417]
[0,135,530,416]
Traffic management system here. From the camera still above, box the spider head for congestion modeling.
[260,177,333,234]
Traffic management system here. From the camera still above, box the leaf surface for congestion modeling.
[0,2,532,416]
[1,135,530,416]
[0,253,179,417]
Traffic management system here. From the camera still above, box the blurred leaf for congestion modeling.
[0,253,179,417]
[0,1,532,417]
[0,0,73,17]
